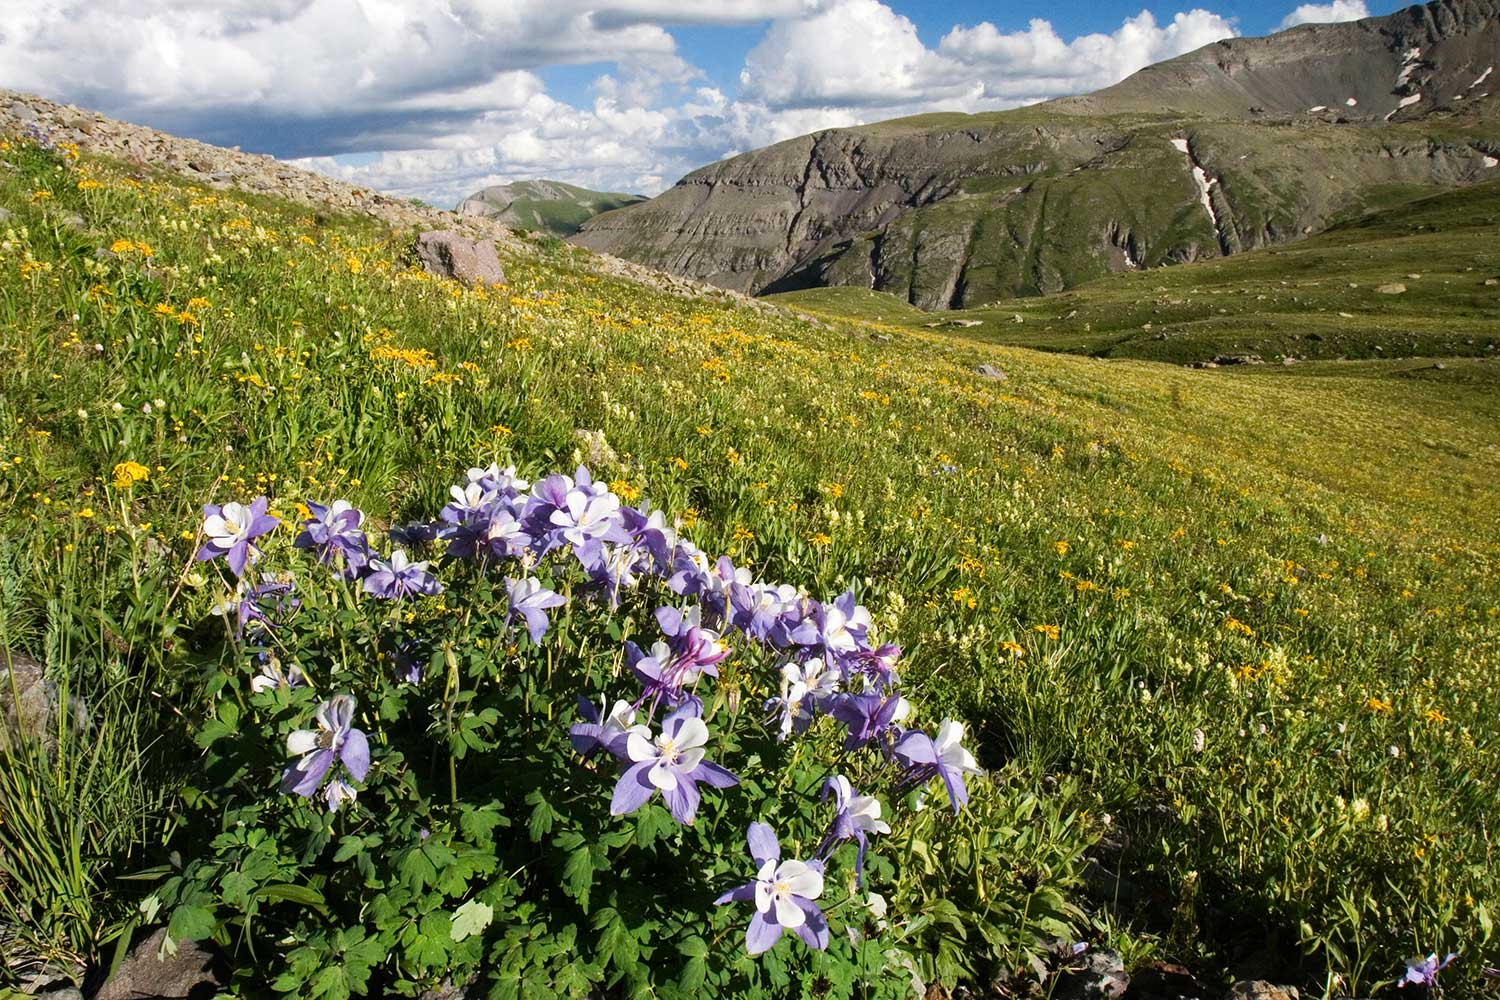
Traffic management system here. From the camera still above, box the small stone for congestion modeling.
[1483,277,1499,286]
[1054,950,1129,1000]
[1226,981,1299,1000]
[1127,962,1206,1000]
[1375,282,1406,294]
[974,364,1007,380]
[413,230,507,287]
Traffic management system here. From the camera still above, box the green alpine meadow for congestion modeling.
[2,118,1497,999]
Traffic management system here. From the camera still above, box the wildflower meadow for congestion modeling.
[0,133,1497,998]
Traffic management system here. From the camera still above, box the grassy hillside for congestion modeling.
[458,179,646,237]
[770,178,1500,365]
[2,138,1497,996]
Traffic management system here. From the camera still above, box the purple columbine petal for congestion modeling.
[691,760,740,790]
[937,764,970,814]
[745,909,783,956]
[282,748,334,797]
[893,730,937,765]
[791,898,830,951]
[340,728,371,781]
[714,881,758,906]
[227,539,251,577]
[747,821,779,867]
[610,760,658,815]
[662,775,702,824]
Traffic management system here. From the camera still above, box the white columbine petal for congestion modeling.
[286,729,319,755]
[624,725,655,763]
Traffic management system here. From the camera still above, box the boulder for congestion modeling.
[413,230,506,288]
[92,929,225,1000]
[1,651,86,756]
[1375,283,1406,294]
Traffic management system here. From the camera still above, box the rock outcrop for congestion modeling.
[571,0,1500,308]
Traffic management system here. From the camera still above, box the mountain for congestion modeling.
[571,0,1500,308]
[457,179,646,237]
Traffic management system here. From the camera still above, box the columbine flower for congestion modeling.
[893,719,982,814]
[197,497,278,576]
[818,775,889,881]
[569,696,637,758]
[281,694,371,812]
[211,574,296,639]
[715,822,828,955]
[363,549,442,600]
[506,576,567,643]
[294,500,369,577]
[549,486,621,548]
[610,705,737,824]
[250,653,306,693]
[830,691,910,750]
[1397,953,1457,990]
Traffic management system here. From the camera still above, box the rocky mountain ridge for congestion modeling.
[571,0,1500,308]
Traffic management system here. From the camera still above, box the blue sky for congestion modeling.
[1,0,1397,205]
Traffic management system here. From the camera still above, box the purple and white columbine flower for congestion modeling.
[818,775,889,881]
[715,822,828,955]
[894,719,982,814]
[569,696,637,758]
[830,691,910,750]
[211,573,297,639]
[293,500,369,578]
[197,497,279,576]
[281,694,371,812]
[610,704,737,824]
[250,654,306,693]
[363,550,442,600]
[1397,953,1457,990]
[506,576,567,643]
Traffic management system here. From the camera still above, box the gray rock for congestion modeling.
[1,651,86,756]
[0,206,11,224]
[413,230,507,288]
[92,928,224,1000]
[1226,982,1298,1000]
[974,364,1007,380]
[41,990,84,1000]
[1055,950,1129,1000]
[1375,282,1407,294]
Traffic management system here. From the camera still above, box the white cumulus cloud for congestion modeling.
[1279,1,1369,30]
[0,0,1246,207]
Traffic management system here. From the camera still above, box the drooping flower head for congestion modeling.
[610,703,737,824]
[250,653,306,693]
[714,822,828,955]
[363,549,443,600]
[197,497,279,576]
[568,695,637,758]
[893,719,982,814]
[281,694,371,812]
[818,775,889,882]
[211,572,298,640]
[1397,953,1458,990]
[830,691,910,751]
[505,576,567,644]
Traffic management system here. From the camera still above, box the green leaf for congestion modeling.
[166,903,215,943]
[562,846,594,909]
[255,883,327,907]
[451,899,494,942]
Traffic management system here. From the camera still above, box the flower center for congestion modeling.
[657,735,677,763]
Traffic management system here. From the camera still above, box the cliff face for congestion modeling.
[571,0,1500,307]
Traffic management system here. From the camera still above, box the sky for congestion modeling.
[0,0,1394,208]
